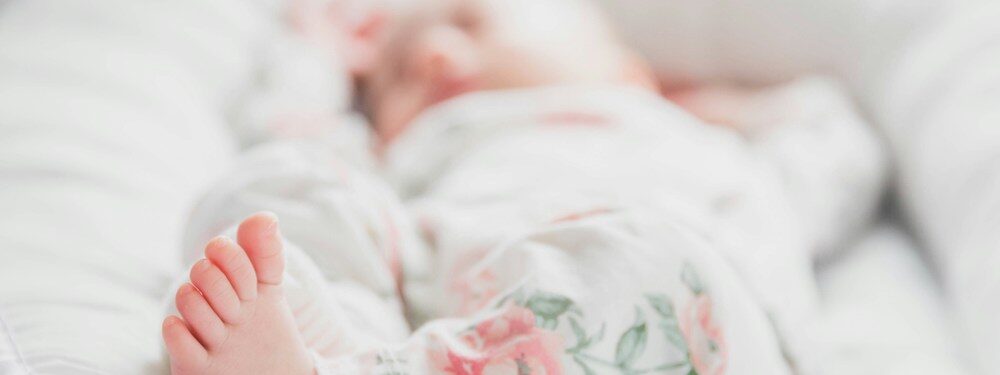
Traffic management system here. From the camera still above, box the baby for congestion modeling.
[162,0,884,374]
[357,0,657,143]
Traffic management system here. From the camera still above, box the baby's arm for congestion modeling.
[673,77,888,258]
[748,77,887,258]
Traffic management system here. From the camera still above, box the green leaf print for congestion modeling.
[569,303,697,375]
[516,358,532,375]
[591,322,606,344]
[681,263,704,295]
[569,317,588,344]
[646,294,675,318]
[525,292,573,322]
[614,310,648,368]
[573,356,598,375]
[662,324,687,352]
[645,294,687,352]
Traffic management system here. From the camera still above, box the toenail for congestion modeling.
[194,259,210,270]
[210,236,232,248]
[264,214,279,232]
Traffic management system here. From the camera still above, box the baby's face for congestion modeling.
[361,0,638,142]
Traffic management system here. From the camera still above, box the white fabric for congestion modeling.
[596,0,999,372]
[383,81,882,371]
[874,3,1000,373]
[0,0,334,373]
[178,121,429,354]
[186,188,794,374]
[813,224,970,375]
[178,85,838,374]
[680,78,886,258]
[1,0,993,372]
[167,79,881,374]
[594,0,941,90]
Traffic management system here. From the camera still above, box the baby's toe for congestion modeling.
[236,212,286,286]
[175,283,227,350]
[205,236,258,301]
[189,258,243,324]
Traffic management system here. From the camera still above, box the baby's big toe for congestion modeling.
[236,212,286,286]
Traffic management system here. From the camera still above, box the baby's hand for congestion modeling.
[663,85,761,130]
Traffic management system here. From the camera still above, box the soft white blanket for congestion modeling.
[597,0,1000,371]
[0,0,301,372]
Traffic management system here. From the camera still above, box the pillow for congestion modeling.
[594,0,941,89]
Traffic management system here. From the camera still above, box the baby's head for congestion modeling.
[352,0,655,142]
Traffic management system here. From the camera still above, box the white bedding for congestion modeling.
[813,224,969,375]
[874,4,1000,372]
[0,0,994,373]
[0,0,273,372]
[597,0,998,372]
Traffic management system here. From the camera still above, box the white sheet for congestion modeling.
[596,0,998,372]
[813,224,970,375]
[0,0,275,372]
[874,3,1000,372]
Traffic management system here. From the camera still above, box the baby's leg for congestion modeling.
[424,213,793,374]
[177,142,430,366]
[162,213,313,375]
[313,210,797,374]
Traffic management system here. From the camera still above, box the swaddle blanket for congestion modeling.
[175,77,884,374]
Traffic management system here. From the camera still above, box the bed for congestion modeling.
[0,0,994,373]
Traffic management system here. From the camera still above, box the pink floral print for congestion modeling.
[680,296,728,375]
[362,263,732,375]
[449,248,500,316]
[430,306,564,375]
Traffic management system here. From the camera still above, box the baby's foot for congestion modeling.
[162,213,314,375]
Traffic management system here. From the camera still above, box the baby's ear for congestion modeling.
[327,3,389,76]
